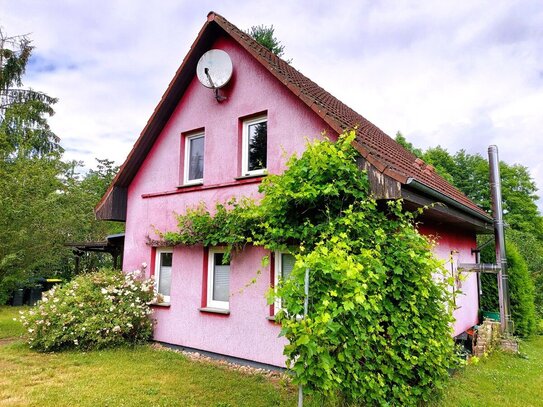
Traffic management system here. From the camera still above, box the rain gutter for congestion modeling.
[405,178,492,224]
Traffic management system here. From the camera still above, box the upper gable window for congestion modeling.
[184,132,205,185]
[242,115,267,176]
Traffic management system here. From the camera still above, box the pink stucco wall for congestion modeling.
[124,34,333,367]
[419,225,480,336]
[123,34,479,367]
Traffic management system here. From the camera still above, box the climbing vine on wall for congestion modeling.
[159,131,458,405]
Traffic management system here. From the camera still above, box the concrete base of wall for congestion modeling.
[154,341,287,372]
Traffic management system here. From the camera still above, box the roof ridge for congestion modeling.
[210,12,488,218]
[95,11,490,221]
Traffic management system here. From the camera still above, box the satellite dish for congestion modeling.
[196,49,233,89]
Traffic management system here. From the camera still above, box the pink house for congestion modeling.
[96,12,493,368]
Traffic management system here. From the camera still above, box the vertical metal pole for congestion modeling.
[488,145,511,333]
[474,250,482,297]
[298,268,310,407]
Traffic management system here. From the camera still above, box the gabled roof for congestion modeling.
[96,11,491,227]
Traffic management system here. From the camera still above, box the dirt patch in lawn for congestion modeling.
[0,337,19,346]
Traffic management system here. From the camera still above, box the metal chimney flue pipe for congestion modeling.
[488,145,512,333]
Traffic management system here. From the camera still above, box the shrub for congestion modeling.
[264,135,457,405]
[480,240,536,337]
[20,267,155,351]
[507,243,536,336]
[508,230,543,318]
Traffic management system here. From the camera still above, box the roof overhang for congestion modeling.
[65,233,125,254]
[401,181,493,234]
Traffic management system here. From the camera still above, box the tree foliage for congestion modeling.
[0,29,122,303]
[480,240,537,336]
[0,29,61,159]
[246,25,287,58]
[161,132,458,405]
[508,230,543,319]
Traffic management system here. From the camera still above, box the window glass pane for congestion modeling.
[159,252,172,296]
[161,252,172,267]
[248,121,267,171]
[188,136,204,180]
[213,253,230,302]
[281,253,295,280]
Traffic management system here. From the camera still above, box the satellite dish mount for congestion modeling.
[196,49,233,102]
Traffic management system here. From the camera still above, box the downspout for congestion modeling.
[488,145,512,333]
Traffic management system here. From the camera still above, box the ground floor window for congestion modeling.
[207,248,230,310]
[274,251,295,314]
[155,247,173,303]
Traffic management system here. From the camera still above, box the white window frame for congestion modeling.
[155,247,173,303]
[183,132,205,185]
[241,115,267,176]
[207,247,230,310]
[274,251,295,315]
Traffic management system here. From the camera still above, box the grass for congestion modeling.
[434,336,543,407]
[2,306,543,406]
[0,343,304,406]
[0,306,26,339]
[0,306,308,407]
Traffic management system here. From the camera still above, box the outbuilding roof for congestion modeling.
[96,11,491,227]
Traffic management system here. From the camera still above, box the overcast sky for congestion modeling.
[1,1,542,209]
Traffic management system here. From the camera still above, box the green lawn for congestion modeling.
[434,336,543,407]
[0,306,26,339]
[0,306,308,407]
[1,306,543,406]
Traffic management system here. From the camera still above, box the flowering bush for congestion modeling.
[20,266,155,351]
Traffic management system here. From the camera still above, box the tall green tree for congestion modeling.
[0,29,122,303]
[480,240,537,336]
[0,29,64,302]
[0,29,61,158]
[395,131,423,157]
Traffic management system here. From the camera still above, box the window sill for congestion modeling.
[150,302,171,308]
[198,307,230,315]
[266,316,277,322]
[177,181,203,189]
[234,173,267,181]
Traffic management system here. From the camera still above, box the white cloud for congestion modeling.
[1,0,542,209]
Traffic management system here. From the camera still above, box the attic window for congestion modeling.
[184,132,205,185]
[242,115,267,176]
